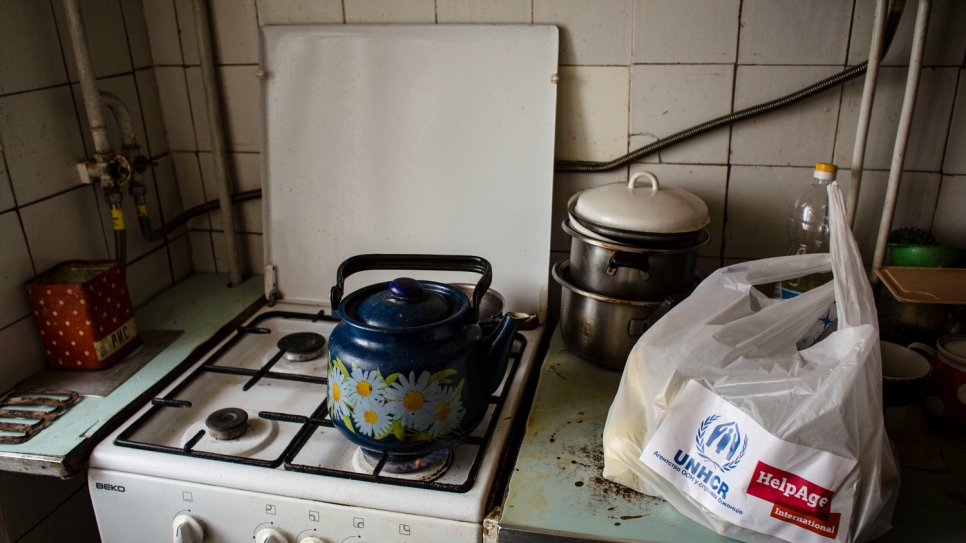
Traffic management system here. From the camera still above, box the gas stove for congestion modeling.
[87,23,558,543]
[89,301,544,542]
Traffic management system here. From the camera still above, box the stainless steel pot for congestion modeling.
[564,220,707,301]
[552,259,673,370]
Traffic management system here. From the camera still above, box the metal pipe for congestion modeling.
[847,0,890,227]
[63,0,111,160]
[871,0,931,279]
[192,0,244,287]
[99,91,137,149]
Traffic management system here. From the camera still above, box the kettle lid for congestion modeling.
[347,278,465,329]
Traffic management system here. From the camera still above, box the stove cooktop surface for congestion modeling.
[89,302,544,528]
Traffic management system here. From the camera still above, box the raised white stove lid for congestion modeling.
[260,25,558,315]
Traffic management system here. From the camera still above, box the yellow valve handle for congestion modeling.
[136,204,149,218]
[111,208,125,231]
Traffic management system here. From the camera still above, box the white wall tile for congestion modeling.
[154,67,198,151]
[437,0,531,23]
[210,0,260,65]
[730,65,842,167]
[942,70,966,175]
[72,75,149,162]
[849,0,966,67]
[834,67,958,172]
[629,164,727,258]
[0,86,87,206]
[256,0,344,25]
[126,246,172,308]
[143,0,184,65]
[53,0,133,81]
[135,68,169,157]
[627,135,661,164]
[738,0,852,65]
[0,1,68,95]
[212,231,264,276]
[218,66,261,152]
[174,0,200,65]
[207,153,262,232]
[550,169,629,252]
[851,170,940,263]
[633,0,739,64]
[344,0,436,23]
[188,230,216,272]
[19,187,110,275]
[931,175,966,248]
[0,211,35,330]
[0,317,45,396]
[168,233,194,282]
[630,64,733,165]
[185,67,211,151]
[725,166,820,260]
[171,152,209,231]
[151,155,185,228]
[0,154,13,212]
[534,0,632,66]
[121,0,154,70]
[555,66,630,162]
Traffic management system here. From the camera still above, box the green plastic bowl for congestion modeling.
[888,244,966,268]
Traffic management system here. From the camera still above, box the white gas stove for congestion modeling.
[89,301,544,542]
[87,24,558,543]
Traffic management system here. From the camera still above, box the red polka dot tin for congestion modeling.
[26,260,139,371]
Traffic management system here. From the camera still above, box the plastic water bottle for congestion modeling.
[778,163,837,299]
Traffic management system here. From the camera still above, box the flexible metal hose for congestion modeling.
[555,1,906,173]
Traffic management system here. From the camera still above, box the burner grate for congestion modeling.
[114,310,526,494]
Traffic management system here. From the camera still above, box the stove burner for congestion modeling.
[352,447,453,479]
[205,407,249,440]
[277,332,326,361]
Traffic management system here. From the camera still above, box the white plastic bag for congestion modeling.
[602,182,898,543]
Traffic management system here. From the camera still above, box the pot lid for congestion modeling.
[571,172,710,235]
[349,279,463,329]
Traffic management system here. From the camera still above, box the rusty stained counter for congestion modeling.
[498,327,966,543]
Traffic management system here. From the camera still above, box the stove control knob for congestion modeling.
[172,514,205,543]
[298,537,326,543]
[255,527,289,543]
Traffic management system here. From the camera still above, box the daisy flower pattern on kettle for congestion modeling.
[352,399,392,437]
[345,367,388,406]
[386,371,442,431]
[327,361,349,419]
[429,384,464,438]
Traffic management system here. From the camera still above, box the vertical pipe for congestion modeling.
[192,0,245,287]
[847,0,889,227]
[63,0,111,159]
[871,0,931,278]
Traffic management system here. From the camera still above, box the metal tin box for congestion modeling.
[26,260,139,370]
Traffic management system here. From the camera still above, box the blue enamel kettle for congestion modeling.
[327,254,525,461]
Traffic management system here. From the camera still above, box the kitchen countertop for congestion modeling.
[498,327,966,542]
[0,273,264,477]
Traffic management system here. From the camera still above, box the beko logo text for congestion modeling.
[95,483,125,493]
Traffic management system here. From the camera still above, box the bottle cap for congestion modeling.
[814,162,837,181]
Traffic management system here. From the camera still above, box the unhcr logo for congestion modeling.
[695,415,748,472]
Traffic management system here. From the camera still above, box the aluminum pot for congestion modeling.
[564,220,707,301]
[552,259,673,371]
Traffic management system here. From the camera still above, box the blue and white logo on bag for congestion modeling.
[695,415,748,472]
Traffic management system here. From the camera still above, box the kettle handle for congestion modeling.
[330,254,492,324]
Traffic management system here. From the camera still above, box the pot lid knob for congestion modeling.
[387,277,424,302]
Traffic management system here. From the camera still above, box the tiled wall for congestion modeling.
[0,1,188,541]
[144,0,966,297]
[0,0,192,395]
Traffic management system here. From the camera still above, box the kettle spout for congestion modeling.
[483,312,529,394]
